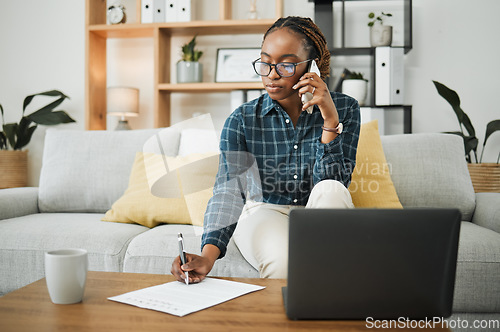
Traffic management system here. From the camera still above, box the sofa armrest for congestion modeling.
[471,192,500,233]
[0,187,39,220]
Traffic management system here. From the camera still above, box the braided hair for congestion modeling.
[263,16,331,79]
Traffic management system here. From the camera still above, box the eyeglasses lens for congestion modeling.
[276,64,295,77]
[255,62,270,76]
[254,62,296,77]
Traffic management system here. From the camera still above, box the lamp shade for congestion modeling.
[107,87,139,117]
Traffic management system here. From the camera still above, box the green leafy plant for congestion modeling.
[346,71,368,81]
[0,90,75,151]
[368,12,392,27]
[433,80,500,163]
[180,36,203,62]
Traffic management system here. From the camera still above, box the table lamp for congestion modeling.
[107,87,139,130]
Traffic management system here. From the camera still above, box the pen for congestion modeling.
[177,233,189,285]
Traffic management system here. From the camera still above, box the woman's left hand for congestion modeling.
[293,72,339,127]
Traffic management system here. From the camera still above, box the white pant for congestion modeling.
[232,180,354,278]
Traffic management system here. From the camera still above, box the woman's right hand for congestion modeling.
[171,253,214,283]
[170,244,220,284]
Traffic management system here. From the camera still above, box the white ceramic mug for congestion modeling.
[45,248,88,304]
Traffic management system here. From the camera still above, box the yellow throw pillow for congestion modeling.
[349,120,403,208]
[102,151,219,227]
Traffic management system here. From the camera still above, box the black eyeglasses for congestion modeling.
[252,58,313,78]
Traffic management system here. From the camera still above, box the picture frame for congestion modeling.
[215,48,262,83]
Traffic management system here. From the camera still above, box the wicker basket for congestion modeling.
[467,163,500,193]
[0,150,28,189]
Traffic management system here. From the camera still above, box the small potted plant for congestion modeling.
[433,80,500,192]
[177,36,203,83]
[342,71,368,106]
[0,90,75,188]
[368,12,393,47]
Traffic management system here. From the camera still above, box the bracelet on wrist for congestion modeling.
[322,122,343,134]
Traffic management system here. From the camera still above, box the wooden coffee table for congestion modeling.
[0,271,450,331]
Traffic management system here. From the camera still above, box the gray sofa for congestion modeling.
[0,126,499,330]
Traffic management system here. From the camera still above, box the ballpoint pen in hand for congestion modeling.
[177,233,189,285]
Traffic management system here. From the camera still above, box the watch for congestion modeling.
[322,123,343,134]
[107,4,126,25]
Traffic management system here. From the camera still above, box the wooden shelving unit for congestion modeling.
[159,82,265,93]
[85,0,283,130]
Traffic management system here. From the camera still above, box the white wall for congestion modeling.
[0,0,85,186]
[407,0,500,163]
[1,0,499,186]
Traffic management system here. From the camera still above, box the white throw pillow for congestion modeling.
[38,128,175,213]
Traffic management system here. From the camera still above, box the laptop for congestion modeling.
[283,208,461,320]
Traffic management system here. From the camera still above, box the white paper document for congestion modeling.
[108,278,265,317]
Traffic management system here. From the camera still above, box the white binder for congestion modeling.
[153,0,166,22]
[141,0,154,23]
[177,0,192,22]
[165,0,177,22]
[375,47,404,106]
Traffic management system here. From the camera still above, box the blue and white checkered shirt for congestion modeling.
[202,92,360,258]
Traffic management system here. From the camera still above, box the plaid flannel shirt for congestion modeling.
[202,92,360,258]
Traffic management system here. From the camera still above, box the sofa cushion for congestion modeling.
[102,151,218,227]
[453,222,500,312]
[38,128,180,213]
[381,133,476,221]
[0,213,148,296]
[349,120,402,208]
[123,224,259,278]
[0,187,39,220]
[472,193,500,234]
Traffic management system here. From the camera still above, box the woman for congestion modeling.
[172,16,360,282]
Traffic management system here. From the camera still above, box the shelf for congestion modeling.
[88,24,154,38]
[88,19,276,39]
[331,0,405,2]
[360,105,411,108]
[331,46,409,56]
[165,19,276,36]
[361,105,412,134]
[331,48,375,56]
[159,82,264,93]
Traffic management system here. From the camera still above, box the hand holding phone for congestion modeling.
[301,60,321,114]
